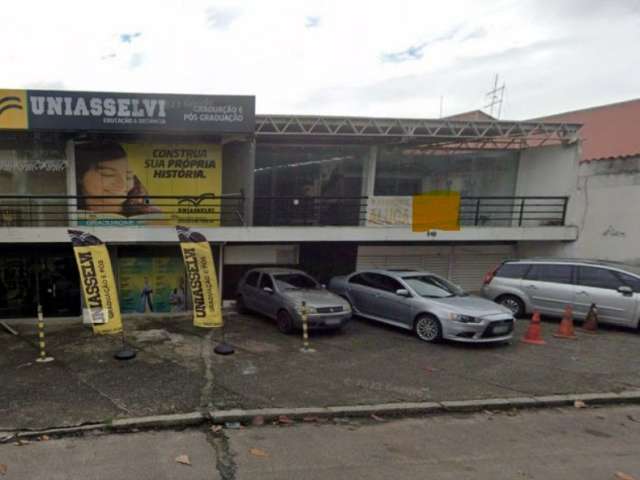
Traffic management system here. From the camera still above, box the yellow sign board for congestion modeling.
[0,89,28,130]
[75,142,222,226]
[412,192,461,232]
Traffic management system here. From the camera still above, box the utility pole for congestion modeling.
[439,96,444,118]
[484,74,505,119]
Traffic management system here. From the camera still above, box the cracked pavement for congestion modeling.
[2,312,640,430]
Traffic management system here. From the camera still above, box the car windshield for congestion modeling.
[402,275,465,298]
[274,273,319,290]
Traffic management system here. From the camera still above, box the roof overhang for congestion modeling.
[255,114,582,151]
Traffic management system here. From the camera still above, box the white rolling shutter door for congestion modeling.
[356,244,515,292]
[450,245,515,292]
[356,246,451,278]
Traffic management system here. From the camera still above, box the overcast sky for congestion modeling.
[3,0,639,119]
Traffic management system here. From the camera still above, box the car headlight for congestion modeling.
[298,304,317,314]
[449,313,482,323]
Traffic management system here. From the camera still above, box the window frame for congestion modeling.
[259,273,275,291]
[245,271,260,288]
[524,263,575,285]
[577,266,625,291]
[613,270,640,293]
[496,262,531,279]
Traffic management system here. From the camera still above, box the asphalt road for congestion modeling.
[2,405,640,479]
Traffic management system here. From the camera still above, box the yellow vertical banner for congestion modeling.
[412,191,461,232]
[68,230,123,335]
[177,226,222,328]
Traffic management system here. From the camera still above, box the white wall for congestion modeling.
[515,143,580,258]
[518,153,640,266]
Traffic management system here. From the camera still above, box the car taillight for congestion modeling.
[483,265,499,285]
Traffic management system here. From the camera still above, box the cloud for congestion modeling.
[380,25,463,63]
[381,42,428,63]
[305,16,321,28]
[24,80,65,90]
[129,53,144,69]
[120,32,142,43]
[300,38,578,116]
[206,6,241,30]
[462,27,487,41]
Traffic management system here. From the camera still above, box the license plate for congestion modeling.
[493,325,510,334]
[325,319,341,326]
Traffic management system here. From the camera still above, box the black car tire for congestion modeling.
[277,309,294,334]
[496,294,525,318]
[236,295,248,314]
[414,314,443,343]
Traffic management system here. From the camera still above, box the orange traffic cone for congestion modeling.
[582,303,599,334]
[553,305,577,339]
[521,310,546,345]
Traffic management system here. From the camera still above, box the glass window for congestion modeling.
[349,273,373,288]
[374,148,519,198]
[370,274,404,293]
[402,275,460,298]
[526,264,573,284]
[577,267,623,290]
[259,274,274,290]
[254,144,366,226]
[496,263,530,279]
[274,273,319,290]
[615,271,640,293]
[245,271,260,287]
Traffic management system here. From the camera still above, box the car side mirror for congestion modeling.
[263,286,274,294]
[396,289,411,297]
[618,285,633,296]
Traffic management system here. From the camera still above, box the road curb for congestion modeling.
[4,391,640,440]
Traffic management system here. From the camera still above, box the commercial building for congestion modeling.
[520,98,640,264]
[0,88,581,319]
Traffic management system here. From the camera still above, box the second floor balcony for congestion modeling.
[0,194,569,229]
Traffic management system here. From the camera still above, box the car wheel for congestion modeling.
[496,294,524,318]
[236,295,247,314]
[414,314,442,343]
[277,310,294,334]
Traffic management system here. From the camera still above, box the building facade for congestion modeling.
[520,99,640,264]
[0,88,581,319]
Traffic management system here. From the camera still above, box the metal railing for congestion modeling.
[459,197,568,227]
[253,196,368,226]
[0,195,245,227]
[0,195,568,228]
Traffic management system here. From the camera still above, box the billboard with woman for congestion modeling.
[75,140,222,226]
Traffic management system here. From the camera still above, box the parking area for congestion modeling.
[2,310,640,430]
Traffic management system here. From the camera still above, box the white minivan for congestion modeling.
[481,258,640,328]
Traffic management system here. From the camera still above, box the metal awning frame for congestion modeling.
[255,114,582,150]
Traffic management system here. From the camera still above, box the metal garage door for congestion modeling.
[450,245,515,292]
[357,246,451,278]
[356,244,515,292]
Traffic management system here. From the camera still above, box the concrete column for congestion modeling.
[361,145,378,197]
[65,139,77,226]
[244,138,256,226]
[360,146,378,226]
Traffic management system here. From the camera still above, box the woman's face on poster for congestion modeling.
[82,157,133,213]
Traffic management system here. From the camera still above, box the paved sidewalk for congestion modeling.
[2,312,640,430]
[2,405,640,479]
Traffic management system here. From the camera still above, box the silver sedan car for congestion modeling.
[329,269,514,343]
[236,268,352,333]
